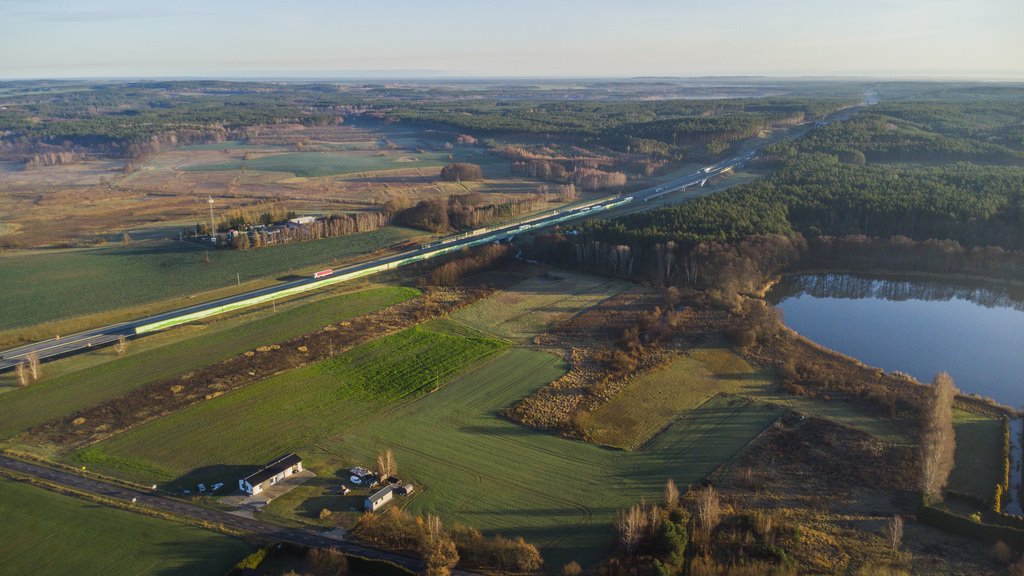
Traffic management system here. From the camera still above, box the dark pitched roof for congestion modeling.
[367,486,395,502]
[243,453,302,486]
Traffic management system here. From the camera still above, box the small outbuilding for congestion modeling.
[398,484,414,496]
[238,453,303,496]
[365,486,395,512]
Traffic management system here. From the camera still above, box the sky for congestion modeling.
[1,0,1022,80]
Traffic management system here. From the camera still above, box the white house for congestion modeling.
[238,453,303,496]
[365,486,395,512]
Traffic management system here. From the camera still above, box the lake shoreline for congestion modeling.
[769,271,1024,412]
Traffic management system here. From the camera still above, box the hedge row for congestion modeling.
[225,542,416,576]
[998,416,1011,512]
[918,506,1024,548]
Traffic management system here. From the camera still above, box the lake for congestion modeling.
[768,273,1024,408]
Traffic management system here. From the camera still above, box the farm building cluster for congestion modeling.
[346,466,414,512]
[191,212,390,250]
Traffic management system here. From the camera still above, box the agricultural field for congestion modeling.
[0,122,545,250]
[182,148,491,178]
[75,323,508,485]
[71,312,782,567]
[949,409,1005,502]
[0,477,251,576]
[320,349,786,567]
[0,226,419,333]
[586,348,775,450]
[588,344,914,450]
[0,285,419,441]
[449,270,631,341]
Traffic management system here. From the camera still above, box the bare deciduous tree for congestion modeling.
[694,485,721,548]
[886,515,903,555]
[920,372,957,501]
[616,504,646,555]
[420,514,459,576]
[664,478,680,511]
[26,351,41,381]
[376,448,396,479]
[16,361,29,387]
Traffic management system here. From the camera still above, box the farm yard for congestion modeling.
[0,285,419,440]
[0,477,251,576]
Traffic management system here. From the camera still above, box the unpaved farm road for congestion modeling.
[0,455,478,575]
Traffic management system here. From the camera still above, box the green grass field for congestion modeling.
[77,324,508,484]
[0,477,251,576]
[949,409,1005,502]
[320,349,785,567]
[0,226,419,331]
[182,148,486,178]
[588,345,913,450]
[587,348,775,450]
[0,286,419,442]
[317,324,508,400]
[450,271,629,341]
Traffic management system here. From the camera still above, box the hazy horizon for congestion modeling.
[2,0,1022,81]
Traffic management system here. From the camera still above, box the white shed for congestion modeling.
[365,486,395,512]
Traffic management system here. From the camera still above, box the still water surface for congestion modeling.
[769,274,1024,407]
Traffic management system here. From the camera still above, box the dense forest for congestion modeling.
[382,98,853,158]
[526,98,1024,295]
[587,157,1024,248]
[0,84,349,157]
[0,81,856,163]
[582,99,1024,250]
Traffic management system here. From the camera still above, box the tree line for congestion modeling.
[355,507,542,575]
[219,190,546,250]
[391,189,547,234]
[764,114,1024,165]
[582,155,1024,249]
